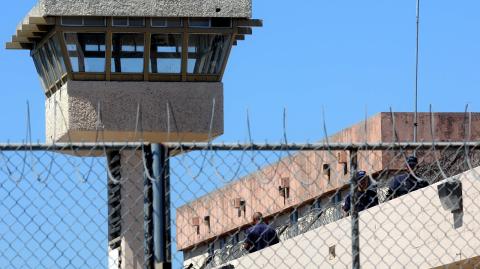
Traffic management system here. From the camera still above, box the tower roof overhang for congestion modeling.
[6,0,258,50]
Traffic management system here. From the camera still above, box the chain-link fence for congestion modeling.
[1,140,480,269]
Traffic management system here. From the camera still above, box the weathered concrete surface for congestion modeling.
[222,167,480,268]
[45,81,223,143]
[46,86,69,142]
[34,0,251,18]
[176,112,480,251]
[107,150,146,269]
[119,150,145,269]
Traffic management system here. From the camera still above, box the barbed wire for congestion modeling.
[0,139,479,268]
[1,103,480,268]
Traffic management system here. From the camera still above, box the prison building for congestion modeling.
[176,112,480,268]
[222,167,480,269]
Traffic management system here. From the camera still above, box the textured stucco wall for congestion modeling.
[222,167,480,268]
[119,150,145,269]
[36,0,251,18]
[45,86,69,143]
[106,150,146,269]
[46,81,224,143]
[380,112,480,170]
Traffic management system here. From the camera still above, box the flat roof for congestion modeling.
[29,0,251,18]
[6,0,258,50]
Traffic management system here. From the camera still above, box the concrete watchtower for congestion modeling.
[6,1,261,268]
[7,0,261,144]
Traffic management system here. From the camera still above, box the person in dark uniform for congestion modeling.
[243,212,279,253]
[387,156,429,200]
[342,170,379,214]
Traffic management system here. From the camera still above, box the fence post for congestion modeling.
[349,149,360,269]
[144,146,153,269]
[151,144,171,269]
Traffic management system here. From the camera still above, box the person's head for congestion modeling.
[252,212,263,224]
[356,170,369,191]
[406,156,418,170]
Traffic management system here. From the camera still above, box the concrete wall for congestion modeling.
[108,150,146,269]
[328,113,384,175]
[46,86,69,142]
[381,112,480,143]
[176,113,480,251]
[176,150,351,251]
[35,0,252,18]
[182,189,350,268]
[380,112,480,170]
[46,81,224,144]
[120,150,145,269]
[222,166,480,268]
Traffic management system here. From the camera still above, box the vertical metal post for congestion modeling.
[349,149,360,269]
[164,154,172,263]
[144,146,153,269]
[413,0,420,155]
[151,144,171,269]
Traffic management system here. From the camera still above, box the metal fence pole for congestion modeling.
[144,146,153,269]
[151,144,171,269]
[164,150,172,263]
[349,149,360,269]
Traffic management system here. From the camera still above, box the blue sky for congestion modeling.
[1,1,480,142]
[1,1,480,268]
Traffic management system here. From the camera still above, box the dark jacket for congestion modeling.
[342,189,379,213]
[387,173,429,199]
[245,222,279,253]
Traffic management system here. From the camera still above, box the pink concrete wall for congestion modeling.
[176,112,480,250]
[380,113,480,170]
[176,150,351,250]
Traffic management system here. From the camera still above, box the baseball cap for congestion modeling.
[355,170,367,180]
[407,156,418,165]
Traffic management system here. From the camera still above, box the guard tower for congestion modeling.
[6,1,261,268]
[7,0,261,144]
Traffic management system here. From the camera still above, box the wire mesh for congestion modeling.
[0,141,480,269]
[171,142,480,269]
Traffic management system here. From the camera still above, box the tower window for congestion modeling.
[187,34,231,75]
[112,17,145,27]
[211,18,232,28]
[64,33,106,73]
[61,16,83,26]
[32,35,68,92]
[189,18,211,28]
[111,33,145,73]
[61,16,106,26]
[151,18,183,28]
[150,34,183,74]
